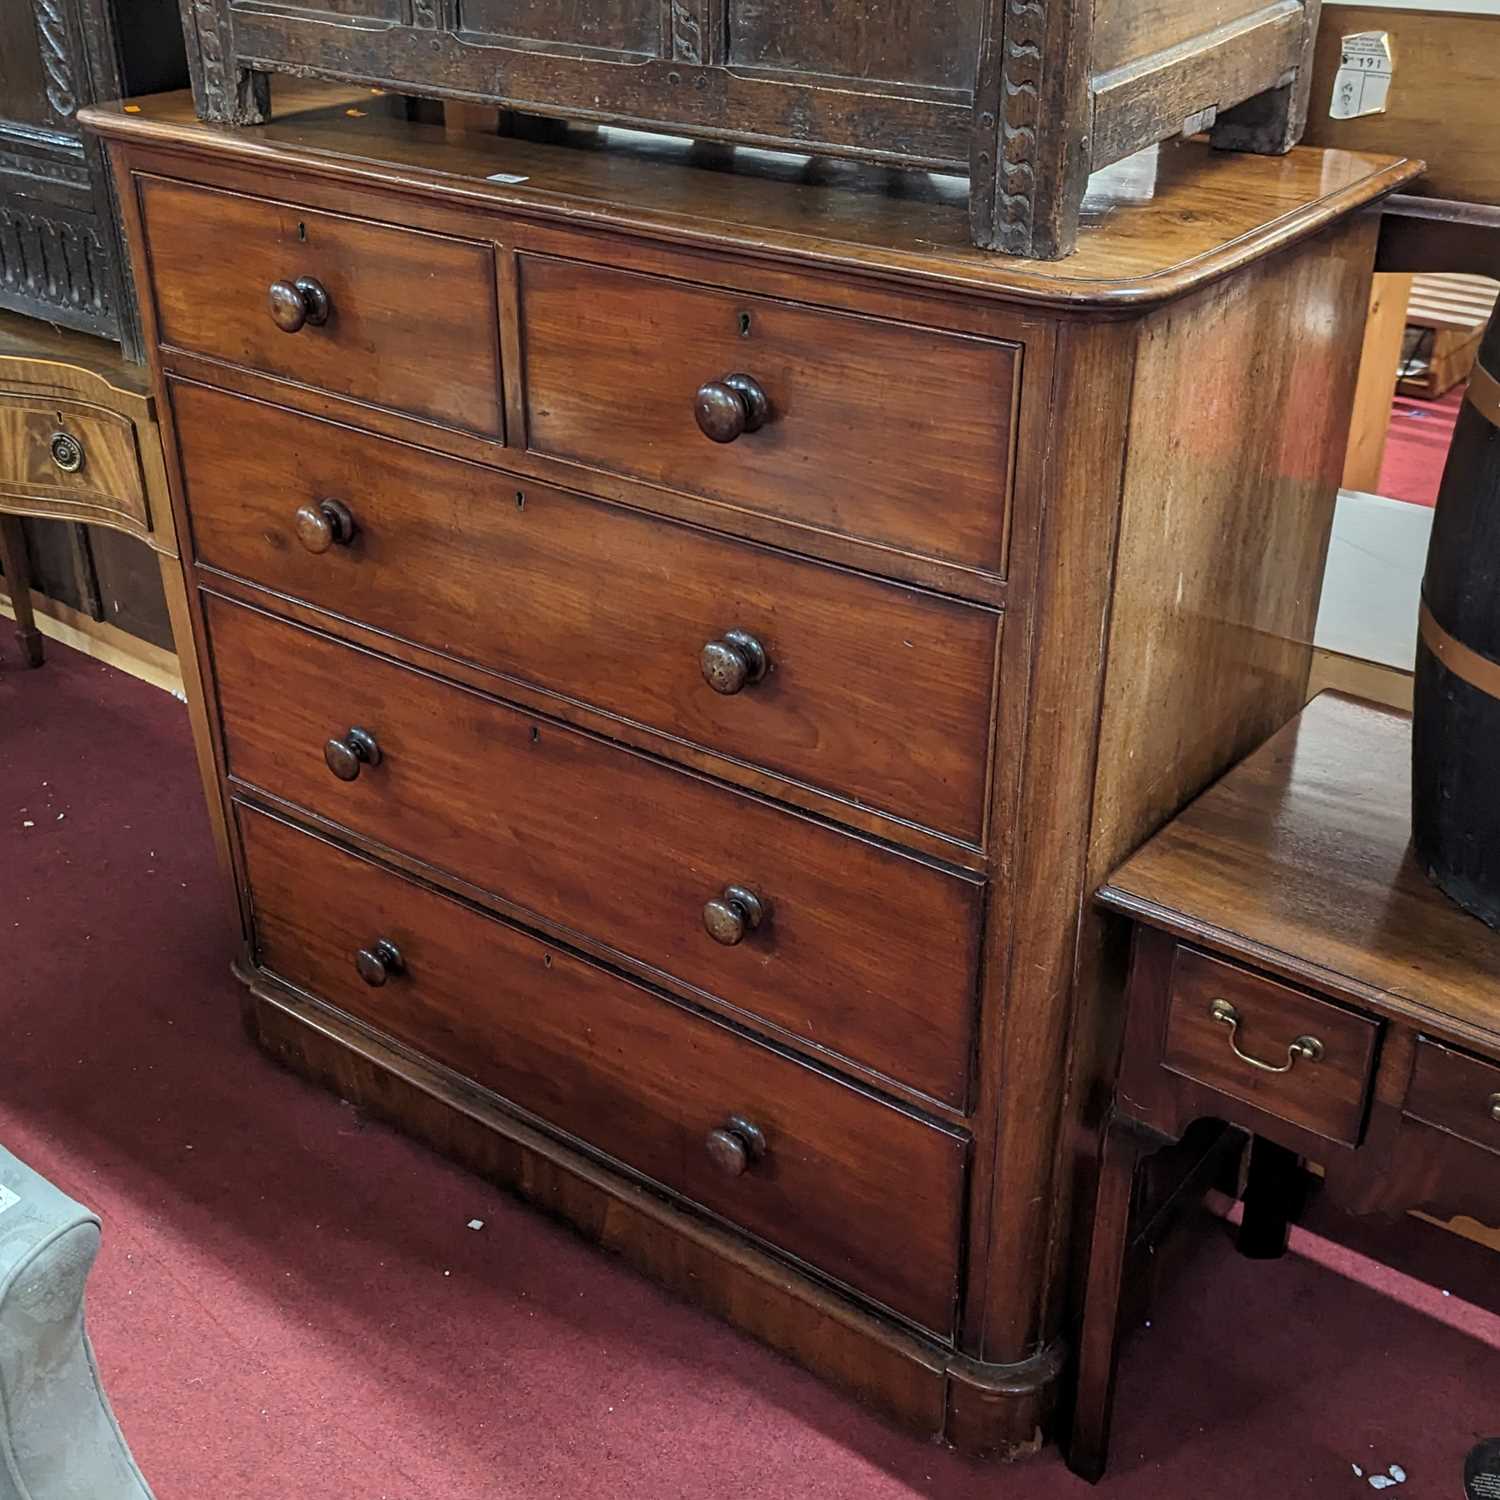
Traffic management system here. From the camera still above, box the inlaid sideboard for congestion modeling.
[83,85,1419,1455]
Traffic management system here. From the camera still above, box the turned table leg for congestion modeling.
[1069,1121,1148,1483]
[0,515,43,668]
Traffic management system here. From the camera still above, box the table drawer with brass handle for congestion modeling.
[0,394,149,534]
[517,253,1021,573]
[135,176,503,439]
[1404,1039,1500,1156]
[238,801,968,1334]
[174,380,998,841]
[1161,947,1381,1147]
[205,595,984,1108]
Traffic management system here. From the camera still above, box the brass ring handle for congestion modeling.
[694,373,769,443]
[701,629,767,695]
[703,885,767,946]
[1489,1092,1500,1124]
[324,726,382,782]
[1209,999,1323,1074]
[705,1115,767,1177]
[294,498,356,554]
[354,938,403,988]
[48,431,84,474]
[268,275,331,333]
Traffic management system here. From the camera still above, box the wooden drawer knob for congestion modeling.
[354,938,403,987]
[705,1115,767,1177]
[703,884,766,946]
[294,498,356,554]
[324,726,382,781]
[1489,1092,1500,1124]
[694,373,768,443]
[268,276,331,333]
[700,629,767,695]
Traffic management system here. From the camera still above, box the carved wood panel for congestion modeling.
[0,0,188,347]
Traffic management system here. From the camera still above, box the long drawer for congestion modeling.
[239,803,968,1334]
[518,253,1020,573]
[174,379,998,842]
[206,596,984,1107]
[137,176,503,438]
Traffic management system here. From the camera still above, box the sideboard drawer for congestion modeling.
[518,254,1019,573]
[175,381,997,839]
[0,393,146,532]
[136,176,502,438]
[239,803,967,1334]
[1163,948,1380,1146]
[206,596,983,1107]
[1405,1039,1500,1157]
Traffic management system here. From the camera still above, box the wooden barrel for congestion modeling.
[1413,307,1500,926]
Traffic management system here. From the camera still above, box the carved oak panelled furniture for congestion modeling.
[84,84,1417,1454]
[0,0,184,351]
[1071,694,1500,1478]
[175,0,1326,257]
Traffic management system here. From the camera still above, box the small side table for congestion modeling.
[0,313,183,669]
[0,311,231,892]
[1070,692,1500,1481]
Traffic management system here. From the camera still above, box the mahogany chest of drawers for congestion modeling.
[84,85,1418,1456]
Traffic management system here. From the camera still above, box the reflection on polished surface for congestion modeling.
[88,82,1423,302]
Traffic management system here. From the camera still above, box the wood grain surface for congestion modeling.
[1101,694,1500,1055]
[137,173,503,437]
[171,379,1001,841]
[83,84,1421,307]
[208,596,985,1107]
[519,252,1018,572]
[240,802,970,1334]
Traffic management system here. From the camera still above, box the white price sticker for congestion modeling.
[0,1183,20,1217]
[1330,31,1394,120]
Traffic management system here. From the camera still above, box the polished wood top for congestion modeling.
[1100,693,1500,1053]
[0,310,146,396]
[81,84,1421,310]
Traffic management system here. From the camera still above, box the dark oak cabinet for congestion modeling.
[0,0,186,351]
[0,5,187,656]
[177,0,1326,257]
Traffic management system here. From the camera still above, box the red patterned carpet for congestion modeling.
[1378,384,1466,508]
[2,638,1497,1498]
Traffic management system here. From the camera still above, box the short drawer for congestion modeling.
[1405,1039,1500,1157]
[136,176,502,438]
[239,803,968,1334]
[174,380,998,841]
[1163,948,1380,1146]
[0,393,146,532]
[518,254,1019,573]
[205,596,984,1108]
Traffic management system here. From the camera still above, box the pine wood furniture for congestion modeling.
[1072,693,1500,1479]
[174,0,1327,258]
[84,83,1418,1457]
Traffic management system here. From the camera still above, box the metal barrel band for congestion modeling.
[1468,362,1500,428]
[1419,600,1500,702]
